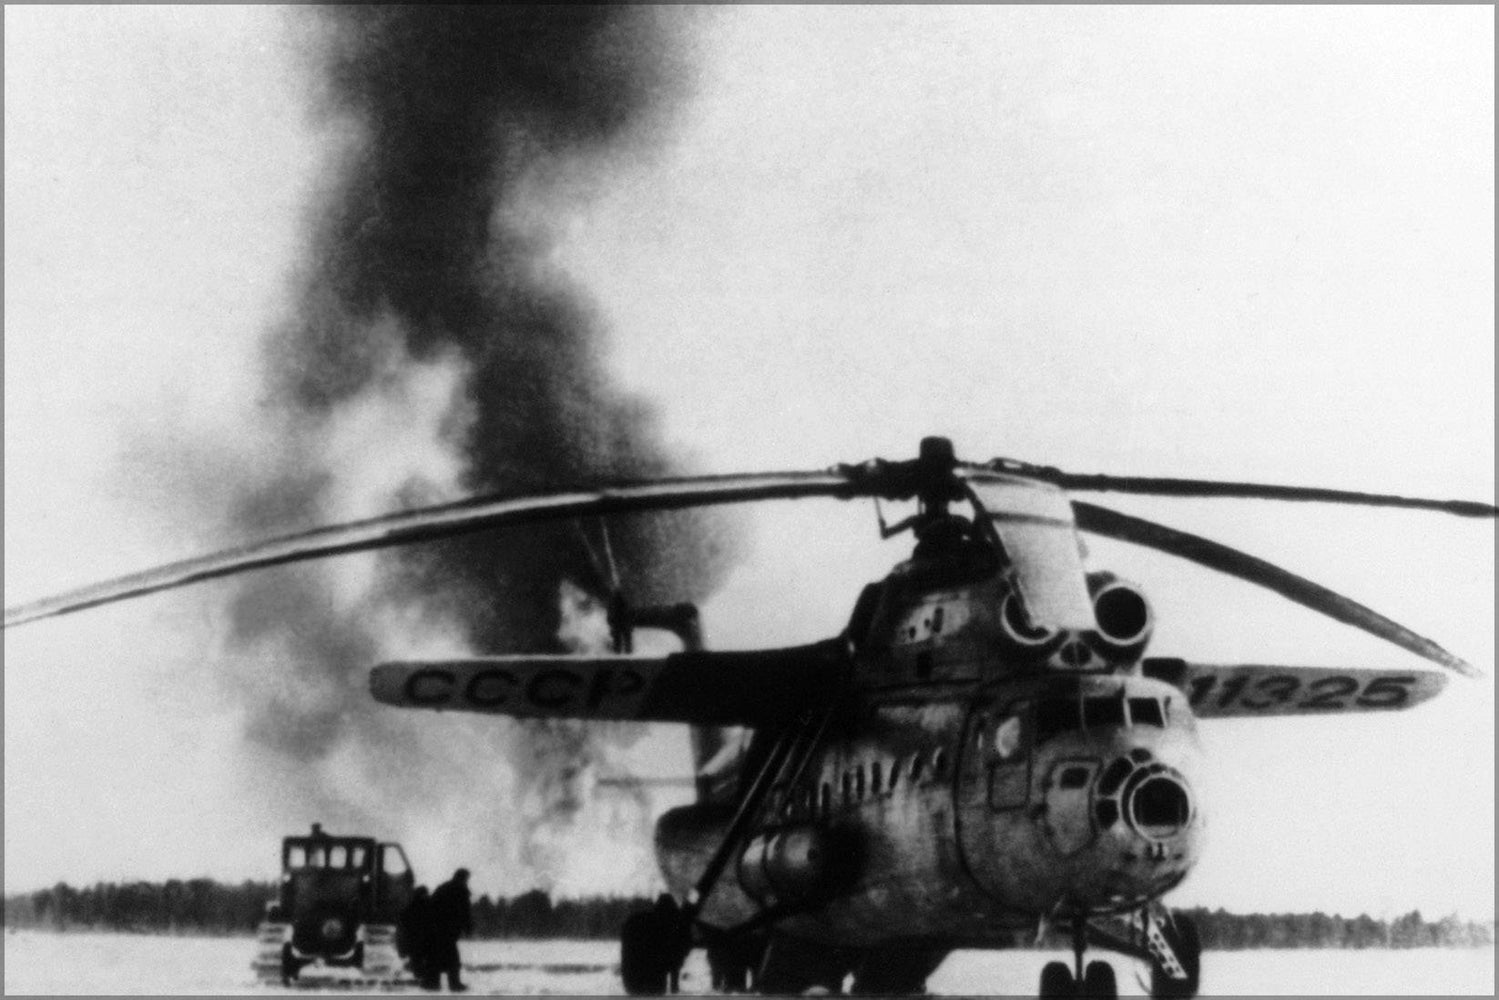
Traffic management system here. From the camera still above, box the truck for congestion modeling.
[252,824,416,985]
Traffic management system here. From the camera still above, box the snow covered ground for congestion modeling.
[3,931,1493,995]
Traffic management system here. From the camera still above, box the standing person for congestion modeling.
[429,868,473,992]
[398,886,435,989]
[654,893,692,994]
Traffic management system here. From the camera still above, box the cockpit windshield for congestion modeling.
[1032,692,1167,742]
[1129,697,1165,727]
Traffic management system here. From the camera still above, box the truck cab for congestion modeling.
[254,823,416,984]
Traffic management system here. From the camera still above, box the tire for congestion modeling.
[707,944,748,992]
[621,911,668,996]
[757,933,851,995]
[708,936,763,992]
[850,947,949,994]
[1150,913,1201,999]
[1082,960,1117,999]
[1039,959,1075,999]
[291,904,358,957]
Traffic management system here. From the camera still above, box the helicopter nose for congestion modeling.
[1061,749,1202,911]
[1125,767,1193,840]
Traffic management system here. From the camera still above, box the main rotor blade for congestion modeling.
[3,471,856,629]
[1071,501,1482,678]
[988,461,1499,518]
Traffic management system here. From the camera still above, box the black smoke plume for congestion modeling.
[214,6,733,893]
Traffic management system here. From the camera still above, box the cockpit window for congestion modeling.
[1059,766,1091,790]
[1099,757,1132,796]
[1034,698,1081,743]
[1129,697,1165,728]
[993,716,1024,759]
[1083,696,1126,729]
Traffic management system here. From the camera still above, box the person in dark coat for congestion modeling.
[655,893,692,994]
[428,868,473,992]
[398,886,434,989]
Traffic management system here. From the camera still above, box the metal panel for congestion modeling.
[964,478,1097,630]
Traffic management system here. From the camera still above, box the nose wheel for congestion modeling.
[1038,959,1117,999]
[1038,916,1120,999]
[1039,907,1201,999]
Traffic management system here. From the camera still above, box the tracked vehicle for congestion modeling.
[252,823,416,985]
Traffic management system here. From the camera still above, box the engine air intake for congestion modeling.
[999,590,1061,651]
[1085,572,1153,659]
[1127,772,1192,840]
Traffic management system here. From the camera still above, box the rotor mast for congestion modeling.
[869,436,973,547]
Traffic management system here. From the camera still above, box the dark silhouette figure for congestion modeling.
[428,869,473,992]
[655,893,692,993]
[398,886,434,988]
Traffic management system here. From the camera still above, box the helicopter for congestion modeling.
[5,435,1494,998]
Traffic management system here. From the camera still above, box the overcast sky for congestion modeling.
[5,6,1493,923]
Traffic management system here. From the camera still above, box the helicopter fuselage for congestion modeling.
[658,679,1205,951]
[655,552,1205,950]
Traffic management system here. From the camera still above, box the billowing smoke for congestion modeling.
[201,6,732,895]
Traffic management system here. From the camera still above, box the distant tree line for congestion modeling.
[1,881,660,939]
[1178,906,1493,950]
[4,879,276,936]
[1029,907,1491,950]
[5,882,1493,949]
[471,889,657,939]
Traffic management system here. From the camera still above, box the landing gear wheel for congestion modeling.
[850,947,949,995]
[620,911,669,995]
[1039,960,1075,999]
[1082,960,1117,999]
[1150,913,1201,999]
[757,933,853,995]
[708,951,747,992]
[708,939,761,992]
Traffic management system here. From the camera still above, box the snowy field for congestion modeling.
[3,931,1493,996]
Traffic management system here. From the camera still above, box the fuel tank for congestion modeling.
[738,824,857,907]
